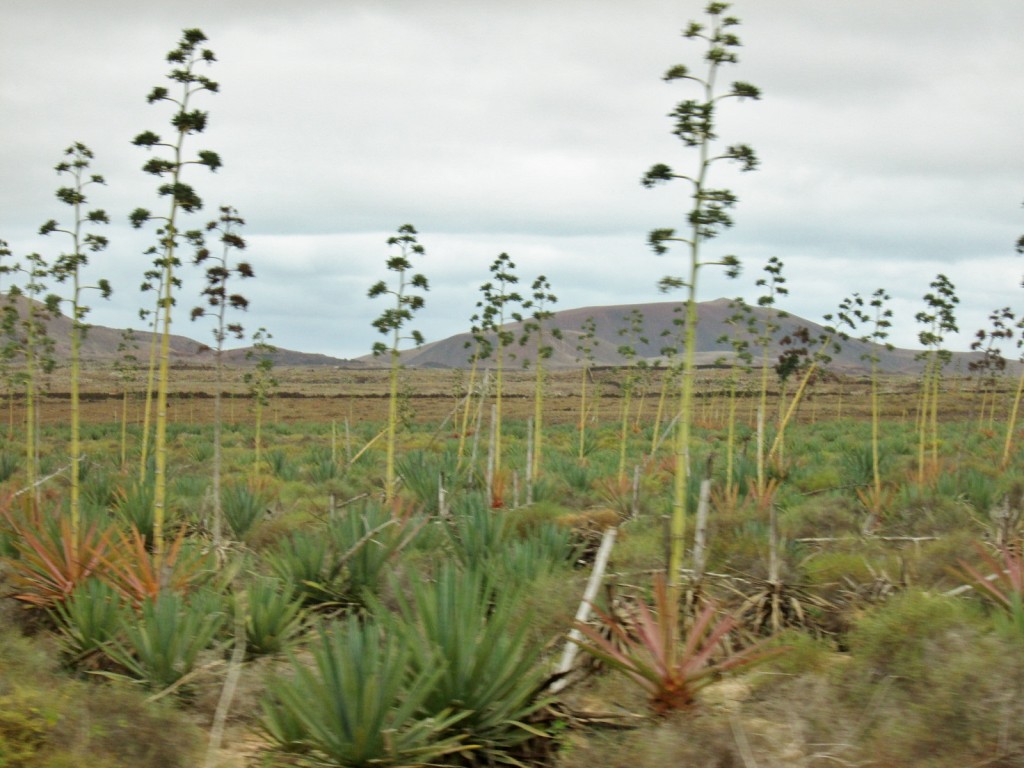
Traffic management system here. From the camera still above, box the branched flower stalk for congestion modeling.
[0,252,58,495]
[615,309,648,480]
[135,266,164,483]
[838,289,893,528]
[130,28,221,563]
[969,306,1013,429]
[1001,211,1024,467]
[519,275,561,481]
[751,257,787,493]
[41,142,111,538]
[0,240,16,434]
[642,2,759,588]
[457,319,489,474]
[369,224,428,502]
[244,328,277,484]
[575,316,599,462]
[716,298,754,498]
[914,274,959,484]
[190,205,252,546]
[766,321,841,469]
[113,329,140,470]
[650,360,679,457]
[472,253,524,501]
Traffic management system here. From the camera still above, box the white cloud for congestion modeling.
[1,0,1021,360]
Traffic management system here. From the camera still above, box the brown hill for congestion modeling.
[4,294,979,375]
[0,295,362,368]
[364,297,973,374]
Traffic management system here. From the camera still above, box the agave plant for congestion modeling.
[571,572,784,713]
[104,589,226,693]
[958,541,1024,636]
[112,480,156,547]
[0,452,19,483]
[326,502,423,602]
[243,576,306,658]
[101,525,213,606]
[445,500,513,569]
[50,577,128,667]
[265,527,342,607]
[497,523,578,586]
[391,564,551,763]
[0,503,115,608]
[265,448,295,481]
[261,617,470,767]
[395,449,458,514]
[221,481,268,541]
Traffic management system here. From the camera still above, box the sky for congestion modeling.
[1,0,1022,361]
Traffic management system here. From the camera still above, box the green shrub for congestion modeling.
[759,628,835,677]
[841,590,1024,764]
[0,624,202,767]
[844,590,980,695]
[0,452,20,484]
[0,687,60,767]
[800,549,893,588]
[265,448,295,480]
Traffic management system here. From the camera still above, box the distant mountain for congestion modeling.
[6,294,981,374]
[360,297,976,374]
[0,295,363,368]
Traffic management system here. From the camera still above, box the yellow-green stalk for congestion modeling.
[190,206,252,546]
[575,316,598,461]
[368,225,429,502]
[131,28,221,564]
[472,253,524,500]
[42,143,111,540]
[244,328,277,485]
[912,274,959,485]
[520,275,560,481]
[642,4,760,589]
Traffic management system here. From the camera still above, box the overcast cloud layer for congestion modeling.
[1,1,1022,360]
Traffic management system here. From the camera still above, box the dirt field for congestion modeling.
[5,362,991,428]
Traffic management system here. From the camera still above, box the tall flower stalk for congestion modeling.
[130,28,221,563]
[519,275,561,481]
[914,274,958,484]
[190,205,252,546]
[641,2,760,588]
[472,254,524,501]
[838,289,893,528]
[41,142,111,539]
[368,224,428,502]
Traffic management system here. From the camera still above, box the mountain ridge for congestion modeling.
[3,295,981,374]
[363,297,974,375]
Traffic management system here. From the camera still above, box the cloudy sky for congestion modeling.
[1,1,1021,360]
